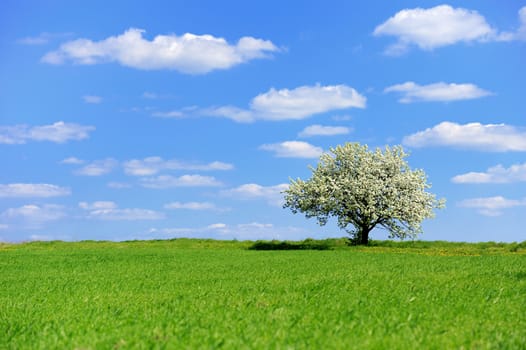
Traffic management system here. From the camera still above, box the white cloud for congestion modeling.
[374,5,526,54]
[250,84,366,121]
[207,223,228,230]
[222,183,288,206]
[0,121,95,144]
[60,157,84,165]
[452,163,526,184]
[299,124,351,137]
[260,141,323,158]
[155,84,366,123]
[42,28,279,74]
[374,5,494,54]
[83,95,102,104]
[151,110,185,118]
[1,204,66,228]
[79,201,164,221]
[74,158,118,176]
[123,156,233,176]
[0,183,71,198]
[203,106,255,123]
[458,196,526,216]
[403,122,526,151]
[140,175,222,189]
[0,224,8,230]
[384,82,492,103]
[164,201,217,210]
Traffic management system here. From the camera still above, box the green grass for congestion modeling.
[1,239,525,349]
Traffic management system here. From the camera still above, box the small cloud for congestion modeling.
[74,158,118,176]
[207,223,227,230]
[221,183,288,206]
[79,201,165,221]
[83,95,102,104]
[152,110,185,119]
[403,122,526,152]
[298,124,351,138]
[452,162,526,184]
[42,28,279,74]
[164,201,217,210]
[260,141,323,158]
[458,196,526,216]
[384,82,492,103]
[1,204,66,228]
[140,175,222,189]
[78,201,117,210]
[60,157,84,165]
[0,121,95,144]
[0,183,71,198]
[123,156,233,176]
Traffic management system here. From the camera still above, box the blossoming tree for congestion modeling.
[284,143,445,245]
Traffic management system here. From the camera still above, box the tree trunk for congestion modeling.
[357,226,371,245]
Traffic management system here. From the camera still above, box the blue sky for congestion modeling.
[1,1,525,243]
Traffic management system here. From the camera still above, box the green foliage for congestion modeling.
[284,143,445,244]
[1,239,525,349]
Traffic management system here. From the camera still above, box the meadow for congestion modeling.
[1,239,525,349]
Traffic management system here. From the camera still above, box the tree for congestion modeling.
[283,143,445,245]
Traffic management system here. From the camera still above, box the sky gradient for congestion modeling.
[1,1,525,242]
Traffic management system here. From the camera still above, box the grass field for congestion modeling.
[1,239,525,349]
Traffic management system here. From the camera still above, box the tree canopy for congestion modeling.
[283,143,445,245]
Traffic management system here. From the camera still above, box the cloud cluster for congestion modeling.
[452,163,526,184]
[384,82,491,103]
[403,122,526,151]
[156,84,366,123]
[42,28,279,74]
[458,196,526,216]
[374,5,526,54]
[0,121,95,144]
[0,183,71,198]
